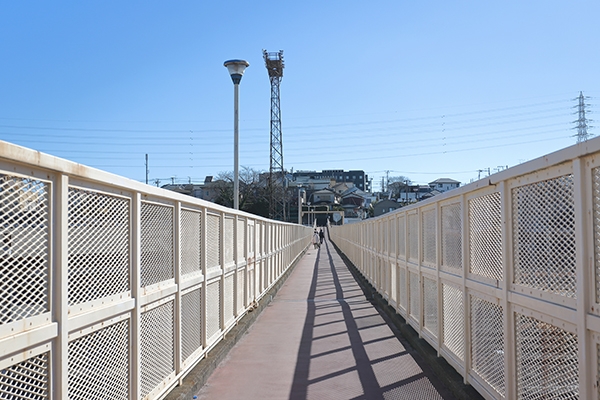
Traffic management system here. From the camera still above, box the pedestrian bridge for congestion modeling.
[1,137,600,399]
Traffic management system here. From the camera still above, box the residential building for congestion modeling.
[373,199,401,217]
[293,169,370,191]
[428,178,460,193]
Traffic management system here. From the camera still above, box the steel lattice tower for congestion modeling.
[573,91,593,143]
[263,50,286,221]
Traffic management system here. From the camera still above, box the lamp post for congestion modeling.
[224,59,249,210]
[297,185,303,225]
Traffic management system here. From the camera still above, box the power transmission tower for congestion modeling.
[573,91,593,143]
[263,49,286,221]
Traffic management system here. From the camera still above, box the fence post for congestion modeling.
[131,192,141,400]
[52,174,68,399]
[573,158,592,399]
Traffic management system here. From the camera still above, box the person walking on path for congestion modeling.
[319,228,324,244]
[312,230,320,249]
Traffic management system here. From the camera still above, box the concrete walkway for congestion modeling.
[194,238,458,400]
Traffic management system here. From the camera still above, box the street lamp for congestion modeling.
[224,59,249,210]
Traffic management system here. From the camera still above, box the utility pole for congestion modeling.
[145,154,149,184]
[573,91,593,143]
[263,49,286,221]
[385,170,390,193]
[154,178,161,187]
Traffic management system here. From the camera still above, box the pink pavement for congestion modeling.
[194,238,457,400]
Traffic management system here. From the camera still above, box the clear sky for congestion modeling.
[1,1,598,190]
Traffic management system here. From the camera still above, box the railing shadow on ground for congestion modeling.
[288,238,462,400]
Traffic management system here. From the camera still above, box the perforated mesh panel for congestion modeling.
[409,272,420,322]
[237,219,245,263]
[224,217,234,265]
[237,270,245,312]
[408,214,418,262]
[441,203,462,273]
[68,320,129,400]
[469,193,502,281]
[140,301,174,399]
[423,277,438,338]
[180,209,202,277]
[470,295,504,396]
[398,267,407,310]
[181,288,202,362]
[512,175,576,298]
[421,210,436,265]
[224,274,235,324]
[0,352,49,399]
[140,202,174,287]
[0,175,49,324]
[397,216,406,258]
[206,280,221,339]
[442,283,464,360]
[515,313,578,399]
[68,188,129,306]
[207,213,220,268]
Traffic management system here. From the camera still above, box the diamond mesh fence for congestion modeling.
[398,267,407,311]
[0,175,49,325]
[206,213,221,269]
[237,269,245,312]
[390,218,396,256]
[206,280,222,340]
[515,313,578,399]
[442,283,464,361]
[390,263,397,303]
[180,209,202,277]
[224,274,235,325]
[68,320,129,400]
[512,175,576,298]
[237,219,245,263]
[140,202,174,287]
[423,277,438,338]
[181,287,202,362]
[421,210,436,266]
[409,272,420,323]
[470,295,505,397]
[397,216,406,259]
[0,351,49,399]
[592,167,600,303]
[408,214,418,263]
[469,192,503,281]
[441,203,462,274]
[224,217,234,265]
[140,300,174,399]
[68,188,129,306]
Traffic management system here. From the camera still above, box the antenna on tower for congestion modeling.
[263,49,286,221]
[572,91,593,143]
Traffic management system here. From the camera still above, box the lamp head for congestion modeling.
[224,59,249,84]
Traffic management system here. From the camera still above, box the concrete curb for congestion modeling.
[329,239,484,400]
[164,247,309,400]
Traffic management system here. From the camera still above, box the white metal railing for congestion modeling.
[0,141,312,400]
[330,136,600,400]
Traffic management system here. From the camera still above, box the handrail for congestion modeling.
[330,136,600,399]
[0,140,312,400]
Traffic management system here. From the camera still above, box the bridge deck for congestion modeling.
[194,237,458,400]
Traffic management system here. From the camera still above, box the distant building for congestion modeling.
[293,169,370,191]
[373,199,401,217]
[428,178,460,193]
[161,176,221,202]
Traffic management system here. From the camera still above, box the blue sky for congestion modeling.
[0,1,598,190]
